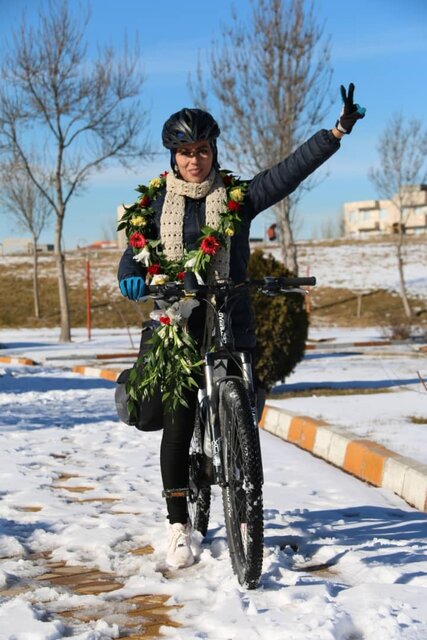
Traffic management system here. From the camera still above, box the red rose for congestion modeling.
[200,235,220,256]
[160,171,169,177]
[227,200,241,212]
[159,315,171,325]
[176,271,185,281]
[139,195,150,208]
[129,232,147,249]
[222,174,233,185]
[147,263,161,275]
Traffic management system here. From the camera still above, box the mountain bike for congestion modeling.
[149,273,315,588]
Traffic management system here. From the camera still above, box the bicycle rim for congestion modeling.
[187,407,211,537]
[220,379,264,589]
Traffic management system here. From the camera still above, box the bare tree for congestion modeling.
[369,113,427,318]
[0,0,149,341]
[0,159,52,318]
[189,0,333,273]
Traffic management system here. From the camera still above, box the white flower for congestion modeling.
[133,246,151,266]
[151,274,170,285]
[178,298,200,320]
[166,302,183,326]
[150,298,199,328]
[184,256,197,269]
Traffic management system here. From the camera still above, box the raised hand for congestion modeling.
[336,83,366,134]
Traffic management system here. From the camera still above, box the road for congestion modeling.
[1,359,426,639]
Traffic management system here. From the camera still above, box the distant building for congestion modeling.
[344,185,427,237]
[0,238,54,255]
[78,240,118,250]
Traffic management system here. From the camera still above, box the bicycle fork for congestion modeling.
[202,351,259,487]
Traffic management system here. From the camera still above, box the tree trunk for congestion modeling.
[31,235,40,319]
[276,199,298,274]
[395,230,412,318]
[54,216,71,341]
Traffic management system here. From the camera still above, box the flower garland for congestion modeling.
[117,170,247,281]
[118,169,248,411]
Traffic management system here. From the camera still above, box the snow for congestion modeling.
[270,339,427,465]
[4,237,427,300]
[267,238,427,298]
[1,327,427,639]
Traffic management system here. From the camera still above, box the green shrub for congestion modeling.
[248,249,309,390]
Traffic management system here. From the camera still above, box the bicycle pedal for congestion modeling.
[162,487,189,498]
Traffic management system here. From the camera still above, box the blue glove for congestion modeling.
[336,83,366,134]
[119,276,146,301]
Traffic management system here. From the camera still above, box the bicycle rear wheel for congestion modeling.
[187,407,211,537]
[219,379,264,589]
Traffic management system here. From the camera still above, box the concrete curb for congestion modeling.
[0,355,38,366]
[304,340,393,351]
[72,365,119,382]
[260,404,427,513]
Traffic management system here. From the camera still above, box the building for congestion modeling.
[344,185,427,237]
[0,238,54,255]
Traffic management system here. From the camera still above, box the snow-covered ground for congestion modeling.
[267,239,427,298]
[1,327,426,639]
[3,237,427,298]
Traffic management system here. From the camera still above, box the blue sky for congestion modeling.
[0,0,426,248]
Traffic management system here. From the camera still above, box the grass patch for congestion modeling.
[310,287,426,329]
[409,416,427,425]
[0,252,152,329]
[1,247,426,333]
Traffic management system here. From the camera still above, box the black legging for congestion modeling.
[159,354,260,524]
[160,389,198,524]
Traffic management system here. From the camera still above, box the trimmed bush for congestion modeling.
[248,249,309,390]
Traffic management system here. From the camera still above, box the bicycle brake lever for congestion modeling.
[279,287,309,295]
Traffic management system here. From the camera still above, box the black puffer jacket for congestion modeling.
[118,129,340,348]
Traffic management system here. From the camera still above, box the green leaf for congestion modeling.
[200,225,216,235]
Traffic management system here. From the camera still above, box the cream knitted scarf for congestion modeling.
[161,170,230,281]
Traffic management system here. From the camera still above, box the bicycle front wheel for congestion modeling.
[219,379,264,589]
[187,406,211,538]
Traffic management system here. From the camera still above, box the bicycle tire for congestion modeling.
[219,379,264,589]
[187,407,211,537]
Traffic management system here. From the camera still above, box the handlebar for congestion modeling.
[148,273,316,299]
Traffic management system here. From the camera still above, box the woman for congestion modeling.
[117,84,365,569]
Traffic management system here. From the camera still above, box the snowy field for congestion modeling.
[294,239,427,298]
[2,237,427,298]
[1,327,427,639]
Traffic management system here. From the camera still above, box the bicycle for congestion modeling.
[149,273,315,588]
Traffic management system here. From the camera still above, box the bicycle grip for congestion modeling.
[280,276,316,287]
[295,276,316,286]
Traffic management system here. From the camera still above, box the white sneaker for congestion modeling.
[166,522,194,569]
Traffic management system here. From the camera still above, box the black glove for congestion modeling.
[336,83,366,134]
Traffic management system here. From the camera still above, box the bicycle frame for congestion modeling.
[148,275,315,489]
[203,350,255,486]
[199,285,259,487]
[149,274,315,588]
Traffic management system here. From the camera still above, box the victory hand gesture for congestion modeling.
[336,83,366,134]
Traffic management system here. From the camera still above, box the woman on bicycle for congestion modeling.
[117,84,365,569]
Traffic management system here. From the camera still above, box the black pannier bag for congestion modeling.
[114,323,163,431]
